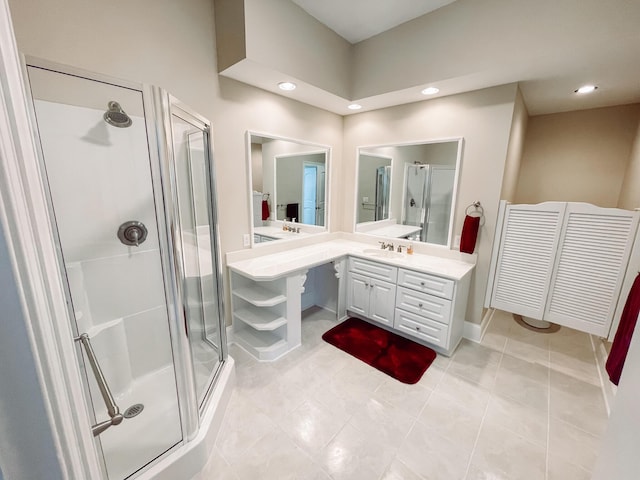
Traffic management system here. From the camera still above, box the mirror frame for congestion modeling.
[353,137,464,248]
[245,130,331,247]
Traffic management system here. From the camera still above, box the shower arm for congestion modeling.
[75,333,124,436]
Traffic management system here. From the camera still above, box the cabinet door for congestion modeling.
[347,272,369,317]
[369,280,396,325]
[490,202,566,319]
[545,204,639,336]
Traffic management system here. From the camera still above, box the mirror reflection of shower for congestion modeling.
[356,139,462,247]
[375,165,391,221]
[402,163,455,244]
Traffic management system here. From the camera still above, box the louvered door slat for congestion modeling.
[490,203,566,318]
[545,206,638,336]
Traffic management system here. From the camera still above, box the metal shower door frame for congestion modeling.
[159,91,229,413]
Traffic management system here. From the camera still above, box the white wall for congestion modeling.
[500,87,528,202]
[0,225,64,480]
[617,121,640,210]
[514,104,640,206]
[343,84,519,324]
[243,0,351,98]
[593,315,640,480]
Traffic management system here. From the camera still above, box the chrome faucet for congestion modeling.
[378,241,387,249]
[387,242,394,251]
[397,244,403,253]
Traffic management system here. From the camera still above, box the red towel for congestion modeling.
[261,200,270,221]
[606,273,640,385]
[460,215,480,254]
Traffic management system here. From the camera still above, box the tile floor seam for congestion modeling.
[462,323,508,479]
[589,332,612,416]
[545,334,551,480]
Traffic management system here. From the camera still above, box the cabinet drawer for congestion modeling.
[348,256,398,283]
[394,309,448,348]
[395,286,452,325]
[397,269,454,300]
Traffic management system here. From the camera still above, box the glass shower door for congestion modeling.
[169,103,224,407]
[25,66,182,479]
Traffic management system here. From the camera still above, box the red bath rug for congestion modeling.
[322,317,437,384]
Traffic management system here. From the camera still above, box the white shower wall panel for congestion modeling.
[86,318,133,398]
[124,306,174,379]
[32,100,173,396]
[80,251,166,327]
[33,100,159,263]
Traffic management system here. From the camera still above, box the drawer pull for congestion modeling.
[420,281,425,286]
[416,326,421,332]
[418,303,423,308]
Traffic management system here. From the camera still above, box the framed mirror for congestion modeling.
[246,132,330,246]
[354,138,463,247]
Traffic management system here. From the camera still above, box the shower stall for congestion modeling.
[21,58,233,479]
[402,164,455,245]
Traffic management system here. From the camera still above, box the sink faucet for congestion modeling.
[387,242,394,251]
[397,244,403,253]
[378,241,387,250]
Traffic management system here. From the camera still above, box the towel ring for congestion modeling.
[262,193,270,200]
[465,201,485,226]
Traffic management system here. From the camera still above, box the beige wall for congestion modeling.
[617,121,640,210]
[515,104,640,206]
[7,0,344,326]
[500,87,528,202]
[343,84,519,324]
[243,0,352,98]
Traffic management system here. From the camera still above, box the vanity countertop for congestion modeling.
[227,239,475,281]
[362,224,422,238]
[254,226,312,240]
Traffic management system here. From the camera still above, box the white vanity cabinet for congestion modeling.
[346,257,398,326]
[346,256,470,355]
[394,269,457,351]
[227,239,474,361]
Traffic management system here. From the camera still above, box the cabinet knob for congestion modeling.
[365,282,369,287]
[420,281,425,286]
[416,326,421,332]
[418,303,423,308]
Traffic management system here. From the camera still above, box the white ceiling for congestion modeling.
[290,0,458,44]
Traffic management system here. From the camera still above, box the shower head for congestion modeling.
[104,101,132,128]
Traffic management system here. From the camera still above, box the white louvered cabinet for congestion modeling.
[486,201,639,337]
[489,202,566,318]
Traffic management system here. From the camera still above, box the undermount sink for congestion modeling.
[362,248,404,258]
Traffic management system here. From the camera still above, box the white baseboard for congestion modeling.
[592,335,615,416]
[463,309,494,343]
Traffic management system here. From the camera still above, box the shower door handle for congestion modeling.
[75,333,124,436]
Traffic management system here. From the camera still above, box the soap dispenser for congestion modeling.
[407,243,414,255]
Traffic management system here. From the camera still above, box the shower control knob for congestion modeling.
[118,221,148,247]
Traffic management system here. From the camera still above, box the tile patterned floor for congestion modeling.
[197,309,608,480]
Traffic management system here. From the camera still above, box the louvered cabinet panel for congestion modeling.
[545,205,639,336]
[490,203,566,319]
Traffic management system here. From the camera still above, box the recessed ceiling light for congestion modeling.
[348,103,362,110]
[421,87,440,95]
[278,81,297,91]
[574,85,598,94]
